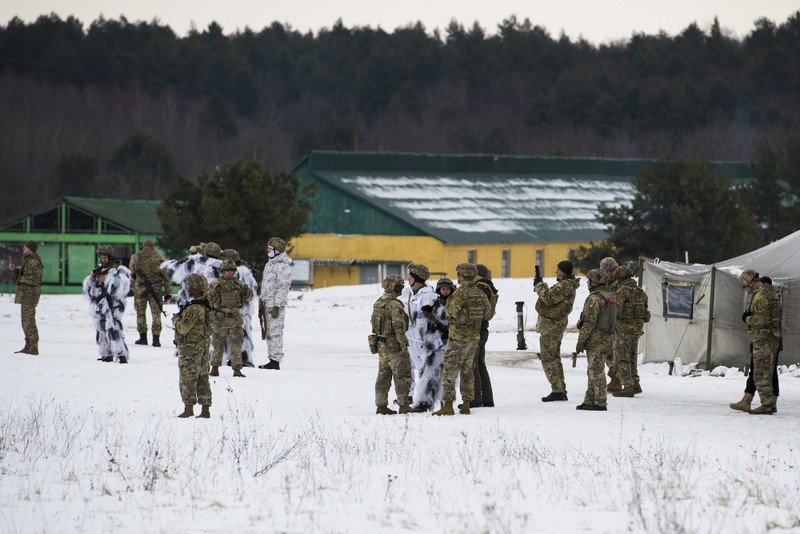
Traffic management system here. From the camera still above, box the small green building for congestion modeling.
[1,196,163,294]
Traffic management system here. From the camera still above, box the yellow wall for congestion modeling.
[291,233,588,287]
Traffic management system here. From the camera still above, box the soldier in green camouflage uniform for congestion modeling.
[370,274,413,415]
[9,240,44,355]
[174,274,213,418]
[736,269,782,415]
[599,256,621,392]
[575,268,616,411]
[129,240,171,347]
[207,259,253,378]
[433,263,493,416]
[535,260,580,402]
[610,266,650,397]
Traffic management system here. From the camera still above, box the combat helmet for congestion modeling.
[407,263,430,281]
[381,274,405,292]
[456,262,478,279]
[203,242,222,259]
[186,273,207,297]
[738,269,759,288]
[615,265,635,280]
[267,237,286,254]
[599,257,618,272]
[436,277,455,295]
[97,244,116,258]
[220,259,237,272]
[221,248,240,263]
[586,268,608,286]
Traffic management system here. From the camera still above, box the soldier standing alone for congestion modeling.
[370,274,413,415]
[433,263,493,416]
[9,241,44,355]
[259,237,293,370]
[174,274,213,418]
[129,240,171,347]
[575,268,616,411]
[207,259,253,378]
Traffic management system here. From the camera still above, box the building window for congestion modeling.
[467,249,477,264]
[501,249,510,278]
[662,281,694,319]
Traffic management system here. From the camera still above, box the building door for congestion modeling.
[359,264,379,285]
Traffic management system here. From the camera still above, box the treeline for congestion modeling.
[1,12,799,222]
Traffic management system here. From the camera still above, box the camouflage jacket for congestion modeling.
[173,299,211,349]
[535,276,579,321]
[746,283,782,341]
[14,251,43,305]
[207,278,253,314]
[576,286,615,349]
[615,278,650,335]
[129,246,170,293]
[475,278,498,322]
[371,292,409,351]
[445,280,492,342]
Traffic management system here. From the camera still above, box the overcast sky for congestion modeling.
[2,1,798,44]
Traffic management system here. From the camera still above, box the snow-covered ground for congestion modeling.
[1,278,799,533]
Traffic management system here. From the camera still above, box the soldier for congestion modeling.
[731,270,782,415]
[221,249,258,368]
[259,237,293,370]
[472,264,498,408]
[129,240,171,347]
[9,241,44,355]
[611,266,650,397]
[535,260,580,402]
[400,262,438,405]
[599,256,621,392]
[370,274,413,415]
[433,263,493,416]
[83,244,131,364]
[174,274,213,419]
[207,259,253,377]
[574,268,616,411]
[412,277,453,412]
[161,242,222,309]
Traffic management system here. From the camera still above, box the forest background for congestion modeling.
[1,11,799,246]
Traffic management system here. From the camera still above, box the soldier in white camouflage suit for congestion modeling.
[259,237,292,370]
[161,242,222,309]
[610,265,650,398]
[82,245,131,364]
[575,268,616,411]
[221,249,258,368]
[411,277,453,411]
[370,274,413,415]
[535,260,580,403]
[400,262,438,404]
[433,263,493,417]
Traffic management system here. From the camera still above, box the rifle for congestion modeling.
[258,300,268,340]
[135,268,166,317]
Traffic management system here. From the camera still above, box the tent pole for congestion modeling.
[705,266,716,369]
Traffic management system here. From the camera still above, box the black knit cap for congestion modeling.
[557,260,574,276]
[24,240,38,252]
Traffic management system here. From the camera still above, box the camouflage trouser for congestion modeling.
[266,307,286,362]
[539,316,567,393]
[752,337,780,407]
[606,334,616,379]
[473,325,493,404]
[179,345,212,406]
[211,312,243,369]
[375,346,412,408]
[442,338,479,403]
[20,300,39,345]
[134,287,163,335]
[584,333,612,408]
[613,331,640,387]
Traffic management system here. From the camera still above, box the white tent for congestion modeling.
[641,230,800,368]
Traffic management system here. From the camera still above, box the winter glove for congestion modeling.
[575,341,585,354]
[742,310,752,323]
[270,306,280,319]
[533,276,543,286]
[164,294,172,304]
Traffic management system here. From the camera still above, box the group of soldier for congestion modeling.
[370,261,497,416]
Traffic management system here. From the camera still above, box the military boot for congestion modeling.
[376,405,397,415]
[606,376,622,393]
[612,386,635,398]
[177,404,194,418]
[729,393,754,413]
[459,402,471,415]
[197,405,211,418]
[209,365,219,377]
[15,342,29,353]
[135,333,148,345]
[432,401,455,416]
[26,344,39,355]
[633,379,642,394]
[398,405,414,414]
[233,368,246,378]
[152,335,161,347]
[750,403,776,415]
